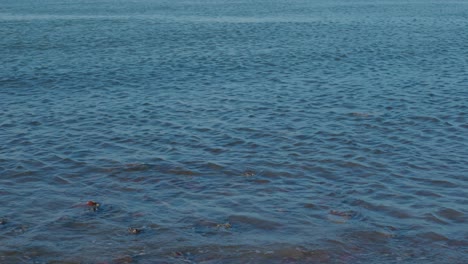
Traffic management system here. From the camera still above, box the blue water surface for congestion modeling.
[1,0,467,263]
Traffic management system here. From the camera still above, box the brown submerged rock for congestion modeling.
[216,223,232,229]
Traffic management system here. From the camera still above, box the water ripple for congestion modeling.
[1,0,467,263]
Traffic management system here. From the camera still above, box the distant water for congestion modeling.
[1,0,467,263]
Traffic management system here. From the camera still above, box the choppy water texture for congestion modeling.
[1,0,468,263]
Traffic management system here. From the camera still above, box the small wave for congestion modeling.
[436,208,465,223]
[227,214,281,230]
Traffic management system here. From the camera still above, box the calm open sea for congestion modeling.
[1,0,467,263]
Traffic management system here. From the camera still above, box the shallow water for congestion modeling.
[1,0,467,263]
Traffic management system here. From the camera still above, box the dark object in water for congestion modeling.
[128,227,142,234]
[87,201,100,206]
[0,218,6,225]
[242,170,256,177]
[87,201,100,211]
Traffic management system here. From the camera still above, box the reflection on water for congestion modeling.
[1,0,467,263]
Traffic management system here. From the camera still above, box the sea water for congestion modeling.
[1,0,467,263]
